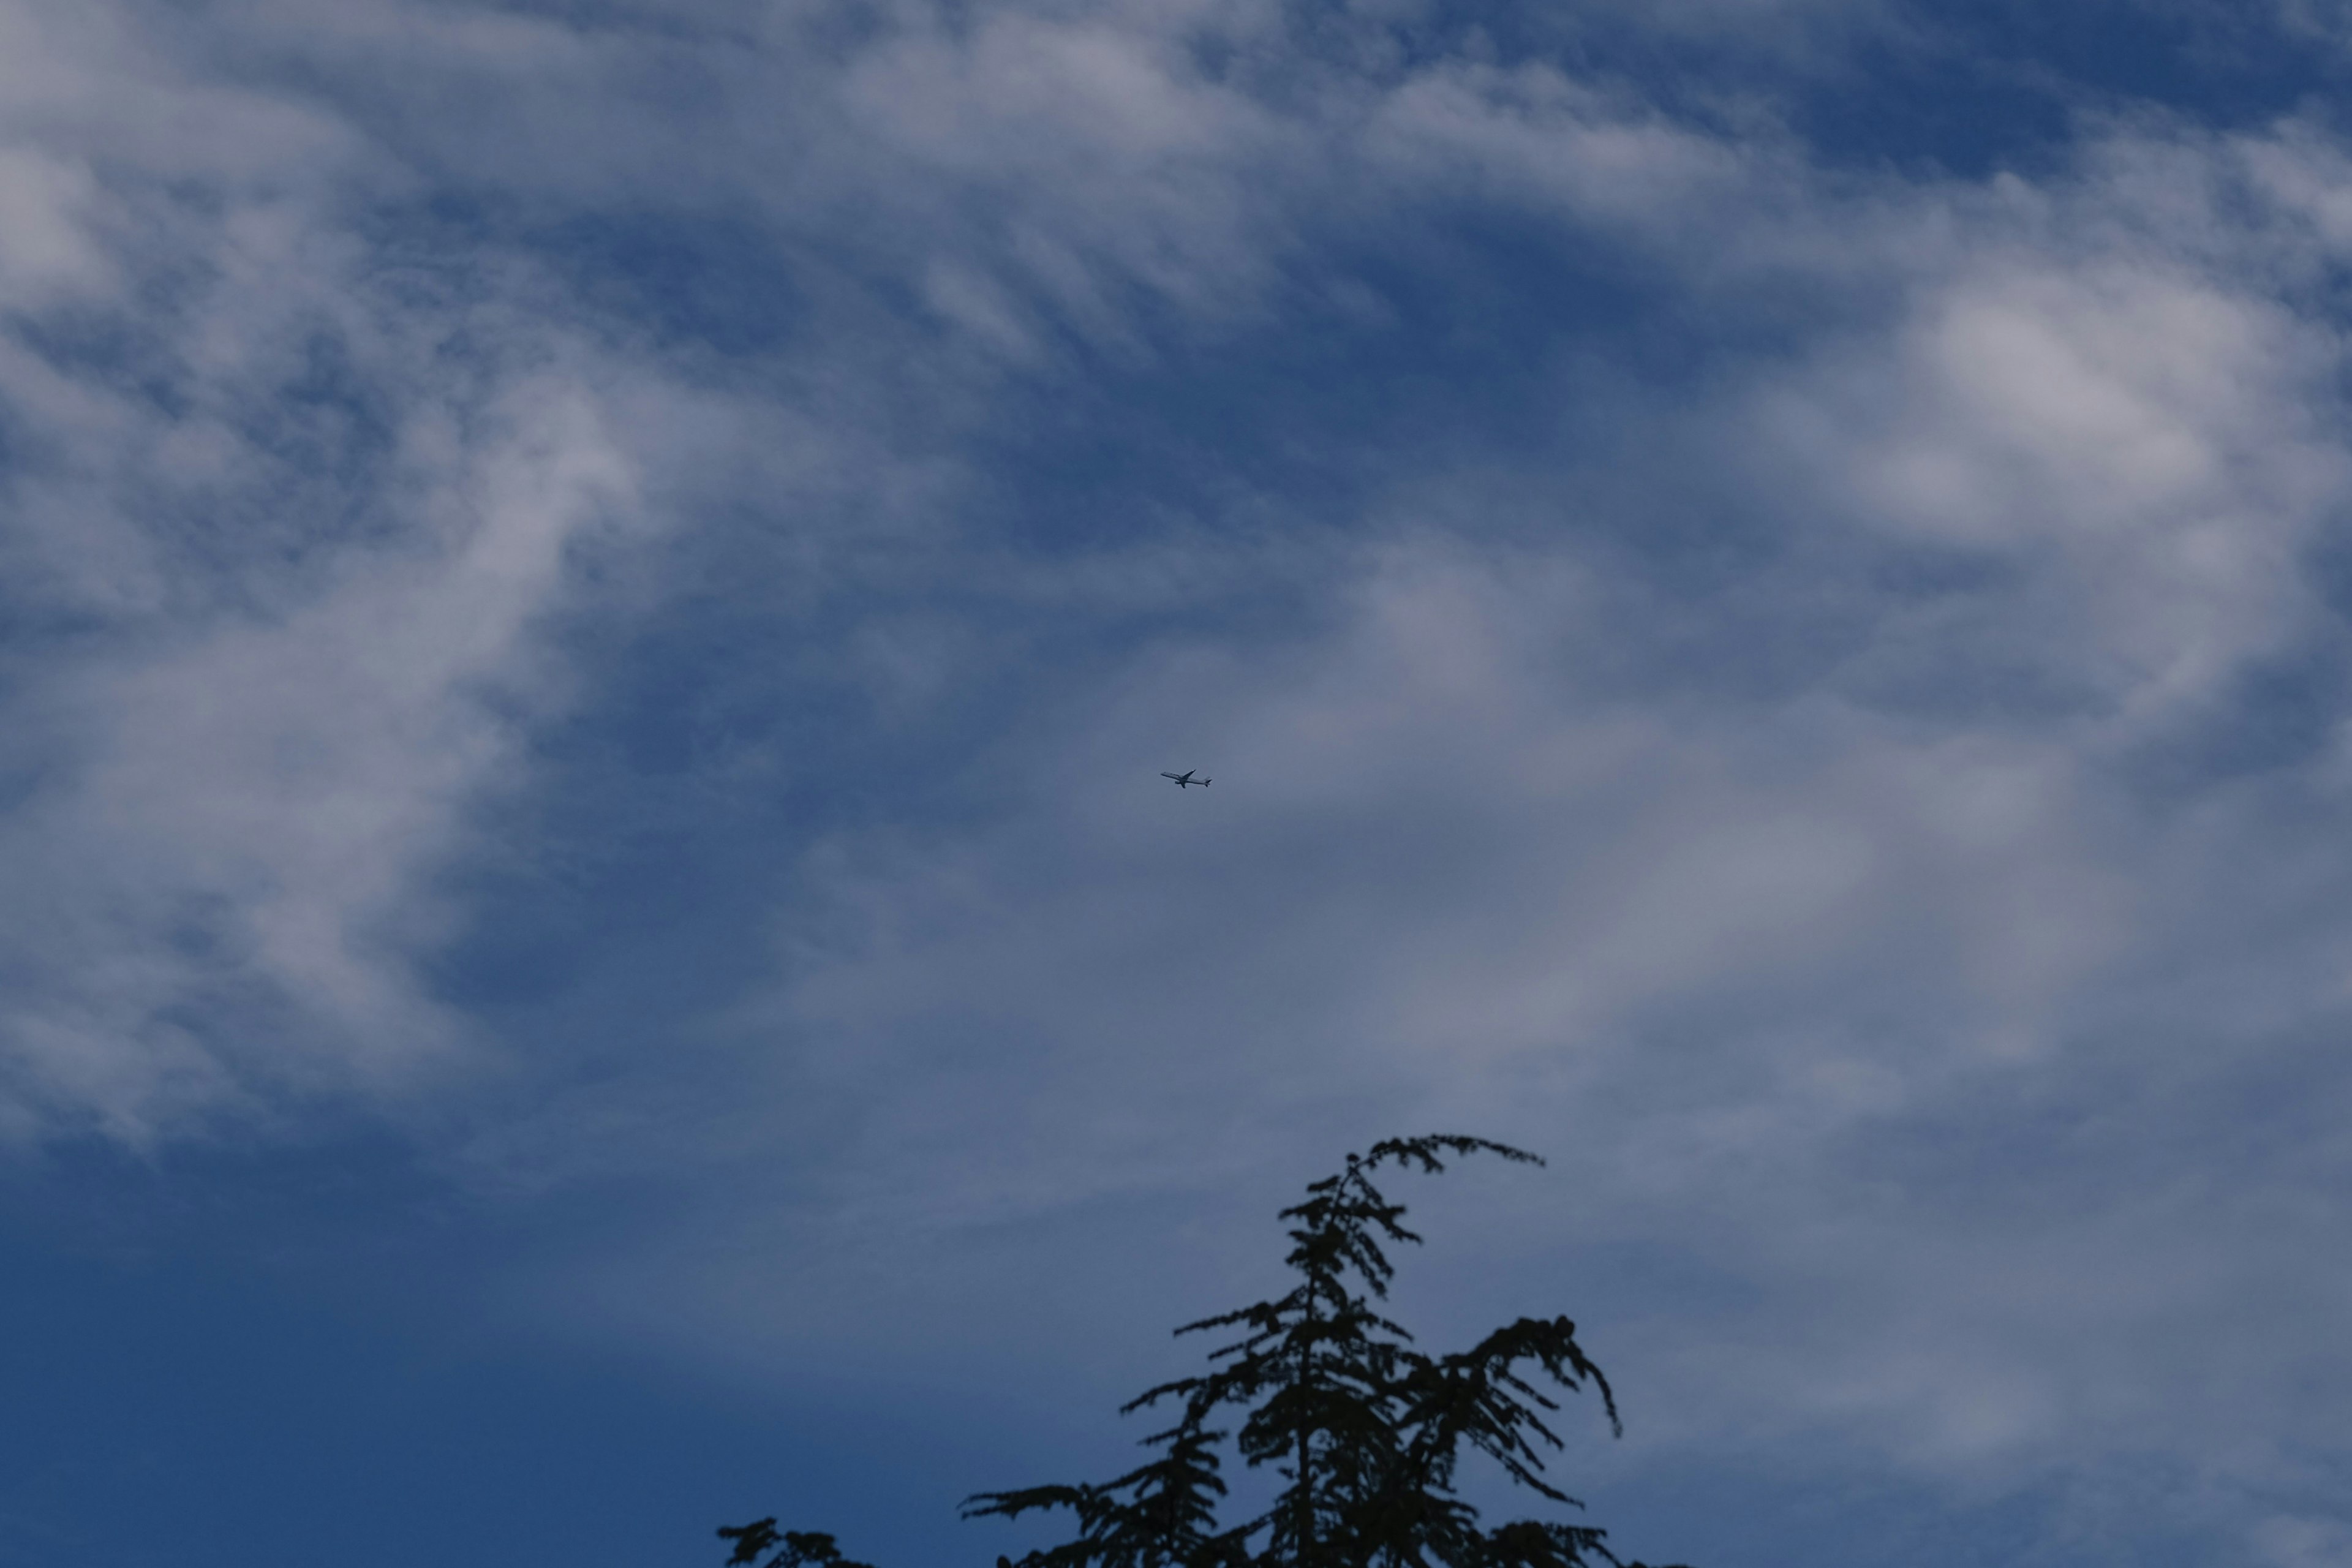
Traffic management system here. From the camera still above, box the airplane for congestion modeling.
[1161,770,1211,788]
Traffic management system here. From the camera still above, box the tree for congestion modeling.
[718,1525,878,1568]
[722,1134,1687,1568]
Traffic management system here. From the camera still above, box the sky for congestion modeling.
[4,0,2352,1564]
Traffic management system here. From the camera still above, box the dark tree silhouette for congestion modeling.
[717,1523,878,1568]
[722,1135,1686,1568]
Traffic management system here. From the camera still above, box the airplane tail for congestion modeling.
[1202,778,1212,786]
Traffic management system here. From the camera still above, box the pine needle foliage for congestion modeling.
[717,1521,879,1568]
[721,1134,1686,1568]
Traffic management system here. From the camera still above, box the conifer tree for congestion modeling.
[722,1134,1686,1568]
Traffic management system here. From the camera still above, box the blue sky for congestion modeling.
[6,1,2352,1563]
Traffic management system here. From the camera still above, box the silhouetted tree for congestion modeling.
[723,1134,1686,1568]
[717,1521,879,1568]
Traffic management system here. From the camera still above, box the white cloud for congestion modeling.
[1362,57,1765,236]
[0,367,644,1141]
[7,4,2352,1561]
[0,2,662,1143]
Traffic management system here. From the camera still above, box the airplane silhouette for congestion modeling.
[1161,770,1211,788]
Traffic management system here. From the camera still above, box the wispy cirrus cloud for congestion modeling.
[513,86,2352,1564]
